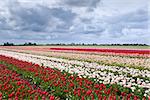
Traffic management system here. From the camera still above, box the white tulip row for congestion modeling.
[0,50,149,78]
[0,50,150,96]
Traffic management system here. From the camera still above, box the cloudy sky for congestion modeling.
[0,0,149,44]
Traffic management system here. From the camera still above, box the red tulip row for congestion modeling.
[0,64,55,100]
[49,48,150,55]
[0,55,149,100]
[1,46,149,56]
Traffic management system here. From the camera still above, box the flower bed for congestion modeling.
[0,55,149,99]
[1,49,149,69]
[0,49,150,97]
[49,48,150,54]
[0,63,55,100]
[0,46,149,58]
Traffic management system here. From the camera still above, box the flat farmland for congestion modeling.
[0,46,150,99]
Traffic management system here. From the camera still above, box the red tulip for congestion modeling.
[74,90,77,96]
[77,90,81,97]
[8,92,15,98]
[94,84,99,88]
[15,96,19,100]
[42,96,46,100]
[69,83,74,87]
[49,96,55,100]
[34,95,38,100]
[17,81,22,86]
[86,90,92,95]
[64,90,69,93]
[103,96,107,100]
[81,96,85,100]
[0,93,2,98]
[133,96,139,100]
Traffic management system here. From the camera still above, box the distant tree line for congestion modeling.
[23,42,37,46]
[102,44,149,46]
[2,42,37,46]
[45,43,149,46]
[1,42,149,46]
[3,42,14,46]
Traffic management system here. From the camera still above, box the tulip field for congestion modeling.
[0,46,150,100]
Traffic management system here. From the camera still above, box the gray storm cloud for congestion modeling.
[0,0,149,44]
